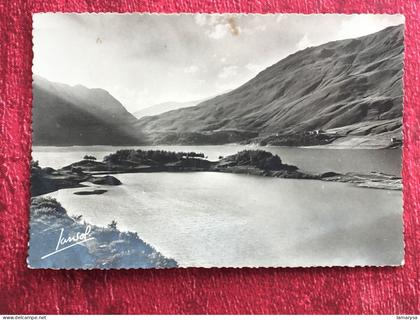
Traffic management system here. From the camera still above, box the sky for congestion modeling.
[33,13,404,113]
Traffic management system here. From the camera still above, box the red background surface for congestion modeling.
[0,0,419,315]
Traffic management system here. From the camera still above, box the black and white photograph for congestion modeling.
[29,13,404,269]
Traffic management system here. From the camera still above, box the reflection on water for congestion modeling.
[33,145,402,175]
[47,171,403,267]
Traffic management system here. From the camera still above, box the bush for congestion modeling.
[103,149,207,166]
[30,196,67,216]
[31,160,40,168]
[108,220,118,230]
[83,155,97,161]
[231,150,283,170]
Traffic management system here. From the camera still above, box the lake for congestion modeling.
[33,146,403,267]
[32,145,402,175]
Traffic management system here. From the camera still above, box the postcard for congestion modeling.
[29,13,404,268]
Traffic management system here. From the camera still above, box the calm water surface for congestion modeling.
[35,146,403,267]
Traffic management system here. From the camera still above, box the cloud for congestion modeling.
[245,63,263,73]
[336,14,404,41]
[242,24,266,35]
[33,14,405,112]
[276,15,284,23]
[184,65,199,74]
[208,24,229,39]
[297,34,312,50]
[218,65,238,79]
[194,15,207,26]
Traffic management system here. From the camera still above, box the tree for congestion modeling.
[71,214,83,222]
[108,220,118,230]
[31,160,40,168]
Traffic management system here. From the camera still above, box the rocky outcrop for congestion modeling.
[74,189,108,195]
[89,175,122,186]
[31,161,122,197]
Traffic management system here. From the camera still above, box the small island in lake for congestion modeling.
[32,149,402,198]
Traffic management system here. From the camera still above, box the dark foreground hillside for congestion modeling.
[28,197,177,269]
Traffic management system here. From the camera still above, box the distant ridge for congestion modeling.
[133,99,207,119]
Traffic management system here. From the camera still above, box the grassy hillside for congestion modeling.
[137,25,403,146]
[29,196,177,268]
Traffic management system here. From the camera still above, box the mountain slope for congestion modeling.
[137,25,404,146]
[32,76,144,146]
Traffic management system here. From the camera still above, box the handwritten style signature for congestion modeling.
[41,226,94,260]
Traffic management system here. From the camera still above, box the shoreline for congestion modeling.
[28,148,401,268]
[31,149,402,198]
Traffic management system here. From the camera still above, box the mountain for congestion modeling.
[32,76,144,146]
[137,25,404,147]
[133,99,207,119]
